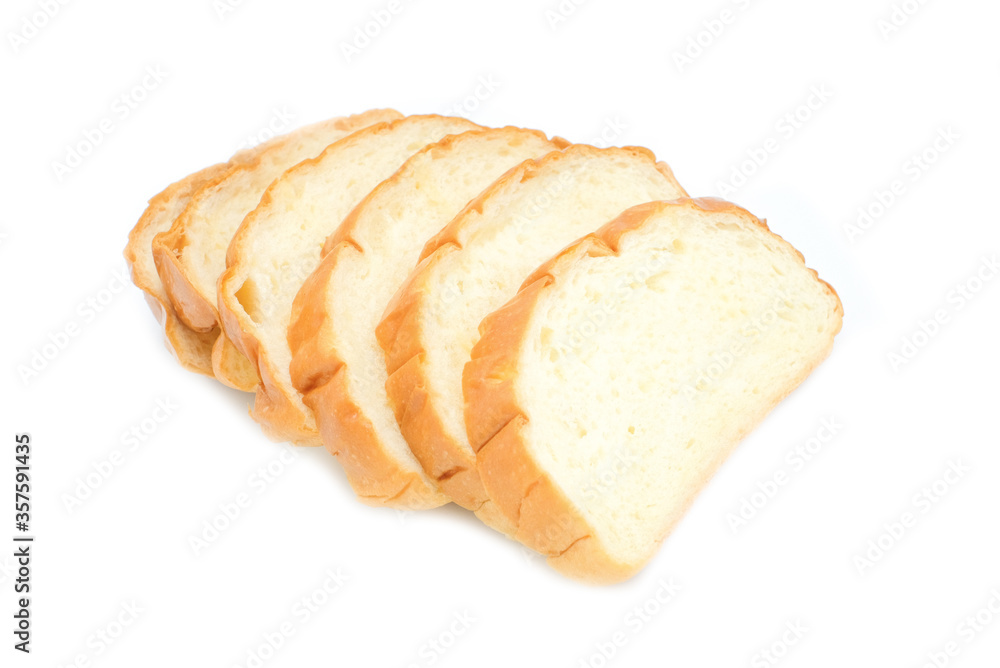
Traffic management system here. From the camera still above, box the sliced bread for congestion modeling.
[288,127,568,514]
[151,110,401,391]
[217,115,483,468]
[124,148,262,376]
[464,198,843,583]
[152,109,401,330]
[377,145,686,517]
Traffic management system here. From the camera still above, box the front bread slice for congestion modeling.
[377,145,686,519]
[218,115,483,462]
[289,127,567,511]
[464,198,844,583]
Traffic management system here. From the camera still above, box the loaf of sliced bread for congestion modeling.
[218,115,483,466]
[464,198,843,583]
[125,147,263,376]
[289,127,567,514]
[377,145,686,516]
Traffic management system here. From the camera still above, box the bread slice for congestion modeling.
[218,115,483,466]
[464,198,843,583]
[288,128,567,514]
[124,149,262,376]
[150,110,401,391]
[377,145,686,518]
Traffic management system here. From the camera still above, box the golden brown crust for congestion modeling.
[125,162,234,375]
[152,230,220,332]
[152,152,275,331]
[126,138,279,375]
[464,198,843,583]
[288,245,448,507]
[211,333,259,392]
[377,145,688,529]
[415,145,684,265]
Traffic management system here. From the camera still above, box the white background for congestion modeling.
[3,0,999,666]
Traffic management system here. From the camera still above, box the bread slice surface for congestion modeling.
[219,114,482,460]
[289,127,566,512]
[464,198,843,583]
[377,145,686,517]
